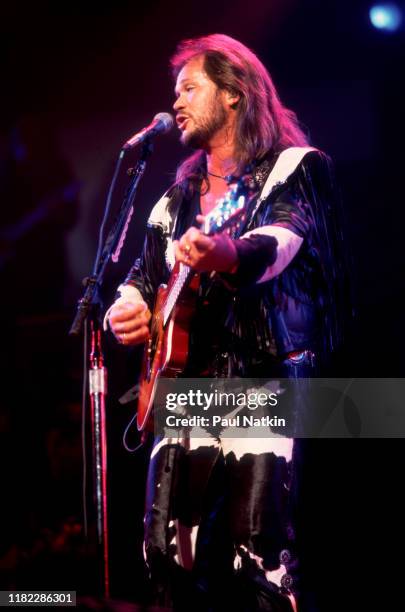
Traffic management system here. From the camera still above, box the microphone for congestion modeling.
[122,112,174,150]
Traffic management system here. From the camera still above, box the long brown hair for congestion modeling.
[170,33,309,186]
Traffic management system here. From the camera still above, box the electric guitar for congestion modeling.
[137,175,253,431]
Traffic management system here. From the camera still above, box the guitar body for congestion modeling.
[136,174,250,432]
[137,262,199,431]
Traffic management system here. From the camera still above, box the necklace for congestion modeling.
[207,170,228,181]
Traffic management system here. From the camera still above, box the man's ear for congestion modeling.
[223,89,240,109]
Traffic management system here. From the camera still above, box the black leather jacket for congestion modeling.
[124,149,347,377]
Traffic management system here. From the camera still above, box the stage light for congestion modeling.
[369,3,403,31]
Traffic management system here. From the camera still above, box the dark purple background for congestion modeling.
[1,1,404,610]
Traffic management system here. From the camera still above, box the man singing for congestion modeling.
[106,34,346,612]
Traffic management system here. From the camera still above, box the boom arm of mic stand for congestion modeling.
[69,139,154,337]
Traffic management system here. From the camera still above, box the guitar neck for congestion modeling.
[161,178,250,328]
[162,262,193,327]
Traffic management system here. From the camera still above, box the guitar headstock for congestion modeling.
[203,172,255,237]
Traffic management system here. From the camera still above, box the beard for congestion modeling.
[180,90,228,149]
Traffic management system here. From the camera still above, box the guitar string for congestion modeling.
[163,264,190,325]
[162,189,245,324]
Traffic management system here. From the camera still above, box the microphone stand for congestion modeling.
[69,139,154,598]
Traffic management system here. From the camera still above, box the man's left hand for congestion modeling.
[174,221,238,273]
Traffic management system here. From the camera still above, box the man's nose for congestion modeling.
[173,96,184,111]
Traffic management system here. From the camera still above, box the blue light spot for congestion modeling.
[369,3,403,32]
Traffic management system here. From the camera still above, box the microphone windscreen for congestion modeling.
[154,112,174,133]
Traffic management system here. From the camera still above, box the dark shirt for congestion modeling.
[124,149,349,376]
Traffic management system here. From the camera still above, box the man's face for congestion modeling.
[173,55,228,149]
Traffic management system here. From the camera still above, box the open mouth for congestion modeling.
[176,115,190,130]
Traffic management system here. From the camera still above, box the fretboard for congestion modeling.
[162,262,192,326]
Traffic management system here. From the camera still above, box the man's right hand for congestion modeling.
[108,302,151,345]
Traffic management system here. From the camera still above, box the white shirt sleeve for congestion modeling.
[240,225,303,283]
[102,284,146,330]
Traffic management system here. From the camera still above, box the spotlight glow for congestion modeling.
[369,3,403,31]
